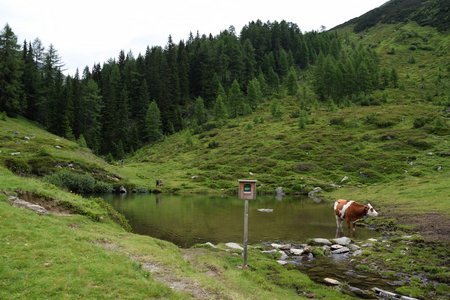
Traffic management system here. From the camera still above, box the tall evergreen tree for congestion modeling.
[22,41,40,120]
[286,67,298,96]
[247,78,262,110]
[194,96,207,125]
[0,24,23,115]
[213,94,228,121]
[228,79,243,118]
[145,101,163,143]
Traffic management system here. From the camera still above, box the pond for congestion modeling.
[102,193,375,247]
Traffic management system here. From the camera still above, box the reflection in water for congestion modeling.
[102,193,375,248]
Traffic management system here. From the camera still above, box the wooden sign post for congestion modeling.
[238,179,257,268]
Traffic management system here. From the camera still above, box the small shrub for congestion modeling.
[207,141,219,149]
[295,162,315,172]
[329,117,346,126]
[44,170,111,194]
[290,111,300,118]
[407,139,431,149]
[202,122,217,131]
[4,158,31,175]
[28,156,56,176]
[413,117,430,128]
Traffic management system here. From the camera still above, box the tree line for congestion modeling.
[0,21,390,159]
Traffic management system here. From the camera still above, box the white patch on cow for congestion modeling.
[340,201,354,218]
[366,203,378,217]
[333,201,338,211]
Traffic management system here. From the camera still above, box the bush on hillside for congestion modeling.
[44,170,112,194]
[4,158,31,176]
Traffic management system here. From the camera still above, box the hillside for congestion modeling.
[122,21,449,195]
[336,0,450,33]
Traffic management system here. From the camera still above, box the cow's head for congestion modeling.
[365,203,378,217]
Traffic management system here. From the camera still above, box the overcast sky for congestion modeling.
[1,0,387,75]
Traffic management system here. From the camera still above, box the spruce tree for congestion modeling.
[213,94,228,121]
[145,101,163,143]
[286,67,298,96]
[194,96,208,125]
[247,78,262,110]
[0,24,23,115]
[228,80,243,118]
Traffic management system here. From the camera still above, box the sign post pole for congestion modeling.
[243,198,249,267]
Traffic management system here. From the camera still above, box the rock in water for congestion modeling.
[257,208,273,213]
[290,248,304,255]
[333,236,352,246]
[332,247,350,254]
[310,238,332,245]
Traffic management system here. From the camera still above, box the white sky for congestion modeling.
[0,0,388,75]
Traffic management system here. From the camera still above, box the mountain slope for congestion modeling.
[336,0,450,32]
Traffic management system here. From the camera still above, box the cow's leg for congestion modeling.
[335,215,341,228]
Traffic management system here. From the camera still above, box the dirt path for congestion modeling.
[393,212,450,242]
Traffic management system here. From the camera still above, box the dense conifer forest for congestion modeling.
[2,21,386,159]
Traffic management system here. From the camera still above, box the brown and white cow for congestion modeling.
[334,199,378,232]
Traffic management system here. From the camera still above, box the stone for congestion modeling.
[340,176,349,183]
[55,145,62,149]
[333,236,352,246]
[278,251,288,260]
[24,136,31,140]
[11,198,48,215]
[310,238,332,245]
[191,175,199,180]
[10,152,21,156]
[372,287,404,299]
[277,260,288,266]
[330,244,344,251]
[271,243,291,250]
[367,238,378,242]
[290,248,304,255]
[308,187,322,198]
[261,249,277,255]
[352,250,363,256]
[225,242,243,251]
[348,244,361,251]
[118,186,127,193]
[203,242,216,248]
[324,278,341,286]
[275,187,284,196]
[332,247,350,254]
[257,208,273,213]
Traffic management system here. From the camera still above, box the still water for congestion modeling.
[103,193,375,248]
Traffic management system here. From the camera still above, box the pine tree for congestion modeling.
[145,101,163,143]
[242,39,256,88]
[22,41,40,121]
[228,80,243,118]
[213,94,228,121]
[0,24,23,115]
[194,96,207,125]
[80,78,102,152]
[247,78,262,110]
[286,67,298,96]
